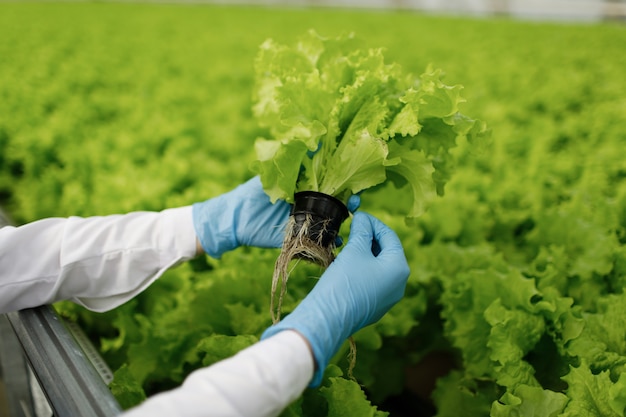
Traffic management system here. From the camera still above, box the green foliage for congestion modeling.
[251,31,488,216]
[109,364,147,410]
[2,2,626,416]
[198,335,259,367]
[320,376,389,417]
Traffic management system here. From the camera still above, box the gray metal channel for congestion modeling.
[0,208,122,416]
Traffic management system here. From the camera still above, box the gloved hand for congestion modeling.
[192,177,291,258]
[346,194,361,213]
[193,177,361,258]
[261,211,410,386]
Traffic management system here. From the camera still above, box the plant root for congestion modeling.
[347,336,357,381]
[270,213,358,381]
[271,214,335,324]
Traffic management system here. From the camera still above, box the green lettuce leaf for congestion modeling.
[561,363,622,417]
[319,129,390,197]
[252,139,309,202]
[566,292,626,374]
[251,30,487,217]
[319,376,389,417]
[109,364,147,410]
[485,299,545,389]
[432,370,497,417]
[490,385,568,417]
[197,334,258,367]
[385,141,436,218]
[609,372,626,416]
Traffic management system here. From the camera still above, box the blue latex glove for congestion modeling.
[346,194,361,213]
[193,177,361,257]
[261,211,410,387]
[335,194,361,246]
[192,177,291,258]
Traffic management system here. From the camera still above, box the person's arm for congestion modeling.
[121,330,314,417]
[119,211,409,417]
[0,177,291,314]
[0,206,197,313]
[261,211,410,386]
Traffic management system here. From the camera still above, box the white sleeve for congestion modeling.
[121,330,314,417]
[0,207,197,313]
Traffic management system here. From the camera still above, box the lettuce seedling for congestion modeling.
[251,30,488,321]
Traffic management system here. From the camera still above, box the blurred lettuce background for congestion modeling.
[1,2,626,416]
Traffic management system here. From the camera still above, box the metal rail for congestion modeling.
[0,209,122,417]
[6,308,122,417]
[0,314,36,417]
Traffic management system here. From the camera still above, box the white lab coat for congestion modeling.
[0,207,313,416]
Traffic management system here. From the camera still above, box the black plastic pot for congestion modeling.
[291,191,349,248]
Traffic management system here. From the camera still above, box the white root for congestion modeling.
[270,213,335,324]
[270,213,357,380]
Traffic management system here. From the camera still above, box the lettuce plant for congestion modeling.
[251,30,488,322]
[252,30,488,217]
